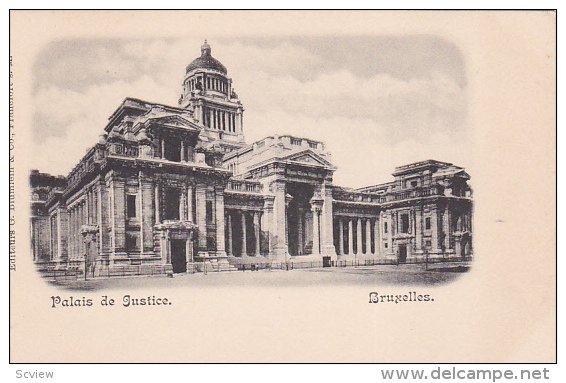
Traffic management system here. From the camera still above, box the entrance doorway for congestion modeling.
[171,239,187,273]
[286,183,315,256]
[398,244,407,263]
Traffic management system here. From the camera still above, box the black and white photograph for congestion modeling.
[8,9,556,367]
[29,36,474,289]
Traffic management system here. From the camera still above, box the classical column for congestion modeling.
[109,174,126,254]
[348,218,353,255]
[338,217,344,255]
[187,185,194,221]
[68,208,74,258]
[97,181,110,256]
[67,209,72,258]
[154,183,161,224]
[214,187,226,257]
[320,183,337,258]
[431,207,440,252]
[365,218,371,255]
[271,182,287,259]
[443,203,452,252]
[186,232,193,263]
[140,174,154,253]
[415,207,423,253]
[160,138,165,158]
[58,207,68,260]
[195,184,208,255]
[285,194,293,255]
[97,183,104,254]
[254,211,261,256]
[181,186,188,220]
[262,197,274,256]
[236,109,243,133]
[311,207,320,255]
[179,187,186,221]
[73,205,77,257]
[180,141,186,162]
[356,218,362,255]
[80,203,84,255]
[139,175,145,254]
[226,212,233,256]
[374,216,381,256]
[241,212,247,256]
[297,207,303,255]
[387,213,393,253]
[73,202,79,256]
[85,191,90,225]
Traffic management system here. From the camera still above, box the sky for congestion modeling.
[31,35,470,188]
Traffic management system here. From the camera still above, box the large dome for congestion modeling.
[186,40,227,75]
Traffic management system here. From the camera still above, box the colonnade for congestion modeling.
[225,210,262,257]
[335,216,381,256]
[205,107,238,132]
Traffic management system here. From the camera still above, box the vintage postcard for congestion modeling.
[9,10,556,363]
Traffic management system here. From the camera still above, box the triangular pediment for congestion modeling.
[149,114,194,127]
[283,150,334,168]
[146,114,201,133]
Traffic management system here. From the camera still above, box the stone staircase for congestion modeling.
[193,259,237,272]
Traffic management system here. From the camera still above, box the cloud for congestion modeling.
[236,69,466,145]
[32,75,175,175]
[30,36,470,187]
[244,108,471,188]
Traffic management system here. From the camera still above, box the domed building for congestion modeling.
[29,41,473,279]
[178,40,245,154]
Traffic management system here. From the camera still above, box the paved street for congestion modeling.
[55,263,471,291]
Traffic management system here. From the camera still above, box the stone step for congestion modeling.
[192,262,237,272]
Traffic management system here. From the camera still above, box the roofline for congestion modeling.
[105,97,193,131]
[223,134,326,162]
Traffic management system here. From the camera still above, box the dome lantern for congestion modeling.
[185,40,227,75]
[201,39,211,56]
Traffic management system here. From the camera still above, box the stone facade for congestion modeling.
[30,41,473,277]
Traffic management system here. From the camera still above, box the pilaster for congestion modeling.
[214,186,226,257]
[140,173,155,253]
[320,183,337,259]
[195,184,208,256]
[271,181,288,260]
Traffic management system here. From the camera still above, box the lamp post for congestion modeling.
[424,246,431,271]
[84,254,88,281]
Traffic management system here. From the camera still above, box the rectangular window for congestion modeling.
[384,222,388,234]
[425,217,431,230]
[163,188,181,221]
[425,240,432,248]
[401,213,410,233]
[384,243,388,249]
[164,139,181,162]
[206,201,213,223]
[127,194,137,218]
